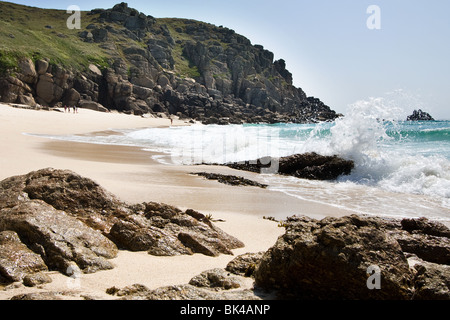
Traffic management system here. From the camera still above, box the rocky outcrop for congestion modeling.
[407,109,435,121]
[0,168,244,285]
[112,284,261,300]
[224,152,354,180]
[254,215,450,300]
[0,2,340,124]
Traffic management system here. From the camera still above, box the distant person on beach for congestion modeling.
[170,117,173,125]
[64,105,67,113]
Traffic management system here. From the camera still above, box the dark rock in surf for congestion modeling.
[225,152,354,180]
[407,109,434,121]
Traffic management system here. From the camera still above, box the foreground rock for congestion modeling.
[225,152,354,180]
[0,200,117,275]
[0,168,244,285]
[254,215,450,300]
[106,268,262,300]
[226,252,265,277]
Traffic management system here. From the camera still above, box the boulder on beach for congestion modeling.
[254,214,450,300]
[0,200,118,275]
[0,168,244,284]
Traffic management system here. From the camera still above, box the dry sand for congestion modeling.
[0,103,354,300]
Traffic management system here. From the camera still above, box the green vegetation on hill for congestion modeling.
[0,2,216,77]
[0,2,109,71]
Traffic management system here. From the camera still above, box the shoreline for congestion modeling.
[0,102,358,221]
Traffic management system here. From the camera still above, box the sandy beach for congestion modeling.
[0,103,355,300]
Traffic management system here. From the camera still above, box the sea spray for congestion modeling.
[322,97,450,206]
[326,97,401,184]
[329,97,396,159]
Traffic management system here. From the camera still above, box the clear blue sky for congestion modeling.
[5,0,450,119]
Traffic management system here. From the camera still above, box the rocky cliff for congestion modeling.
[0,2,339,124]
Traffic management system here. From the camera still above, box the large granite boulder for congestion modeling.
[225,252,265,277]
[17,58,38,84]
[412,259,450,300]
[1,168,131,234]
[254,215,450,300]
[0,200,118,274]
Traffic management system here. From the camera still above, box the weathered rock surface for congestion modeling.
[0,200,118,274]
[10,291,69,300]
[2,168,448,300]
[113,215,449,301]
[225,152,354,180]
[411,259,450,300]
[407,109,435,121]
[0,231,48,283]
[22,271,52,287]
[109,203,243,256]
[189,268,243,290]
[226,252,265,277]
[254,214,450,300]
[0,168,244,285]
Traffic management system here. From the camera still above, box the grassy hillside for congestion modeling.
[0,1,110,72]
[0,2,218,78]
